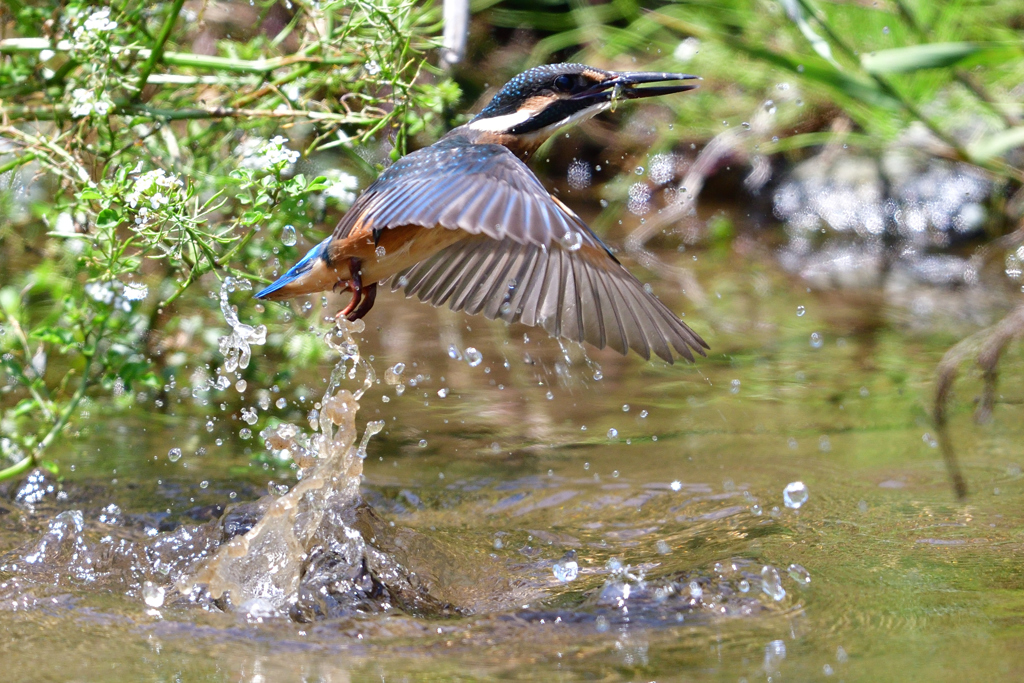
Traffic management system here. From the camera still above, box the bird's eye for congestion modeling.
[553,75,575,92]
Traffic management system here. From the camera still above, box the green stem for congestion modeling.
[0,456,34,483]
[133,0,187,100]
[28,316,108,464]
[2,100,378,124]
[0,152,36,175]
[0,38,357,72]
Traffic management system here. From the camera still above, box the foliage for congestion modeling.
[477,0,1024,185]
[0,0,459,478]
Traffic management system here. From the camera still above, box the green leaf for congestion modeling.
[862,42,981,74]
[969,127,1024,163]
[30,326,76,347]
[95,208,121,229]
[12,397,39,418]
[0,287,20,319]
[240,210,265,225]
[779,0,838,67]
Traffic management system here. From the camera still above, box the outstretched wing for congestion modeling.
[332,135,608,254]
[390,235,708,363]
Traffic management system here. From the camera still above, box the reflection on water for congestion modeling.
[1,199,1023,680]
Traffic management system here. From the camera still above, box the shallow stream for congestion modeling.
[2,197,1023,681]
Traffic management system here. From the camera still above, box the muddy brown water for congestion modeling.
[2,207,1023,682]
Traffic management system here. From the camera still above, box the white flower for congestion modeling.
[85,281,115,305]
[55,212,76,235]
[69,88,114,118]
[125,169,185,214]
[322,171,360,205]
[83,9,118,33]
[72,8,118,50]
[70,88,94,117]
[122,282,149,301]
[236,135,300,171]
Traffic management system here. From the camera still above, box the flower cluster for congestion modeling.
[69,88,114,118]
[66,8,121,117]
[237,136,301,172]
[71,8,118,52]
[322,170,360,206]
[84,280,144,312]
[124,168,186,223]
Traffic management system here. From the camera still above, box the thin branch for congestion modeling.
[133,0,186,101]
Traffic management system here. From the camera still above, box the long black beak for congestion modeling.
[573,72,700,104]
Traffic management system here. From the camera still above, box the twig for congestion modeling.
[133,0,186,100]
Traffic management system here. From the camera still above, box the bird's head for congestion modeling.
[459,63,699,155]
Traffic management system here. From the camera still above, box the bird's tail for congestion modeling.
[255,237,338,301]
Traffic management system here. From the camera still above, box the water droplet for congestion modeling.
[635,166,645,175]
[741,121,751,130]
[796,305,806,317]
[235,379,247,393]
[240,427,252,439]
[639,410,648,418]
[751,504,762,516]
[275,397,288,409]
[447,345,462,361]
[281,224,297,246]
[670,480,682,491]
[418,439,427,448]
[142,581,165,608]
[465,347,482,367]
[810,332,823,349]
[385,362,405,384]
[607,428,618,439]
[788,563,811,585]
[689,580,703,599]
[622,404,630,412]
[560,231,583,251]
[167,448,182,462]
[241,407,258,425]
[375,245,386,258]
[730,379,741,394]
[567,158,592,189]
[437,388,448,398]
[882,25,890,34]
[738,579,750,592]
[552,554,579,582]
[764,99,777,115]
[783,481,808,509]
[761,565,786,601]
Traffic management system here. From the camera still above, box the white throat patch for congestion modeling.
[466,100,610,135]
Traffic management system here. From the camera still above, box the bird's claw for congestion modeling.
[334,257,376,322]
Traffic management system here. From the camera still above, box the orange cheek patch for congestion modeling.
[521,94,558,113]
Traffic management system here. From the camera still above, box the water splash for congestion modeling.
[181,319,382,616]
[217,278,267,374]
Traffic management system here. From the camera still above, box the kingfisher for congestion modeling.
[256,63,708,362]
